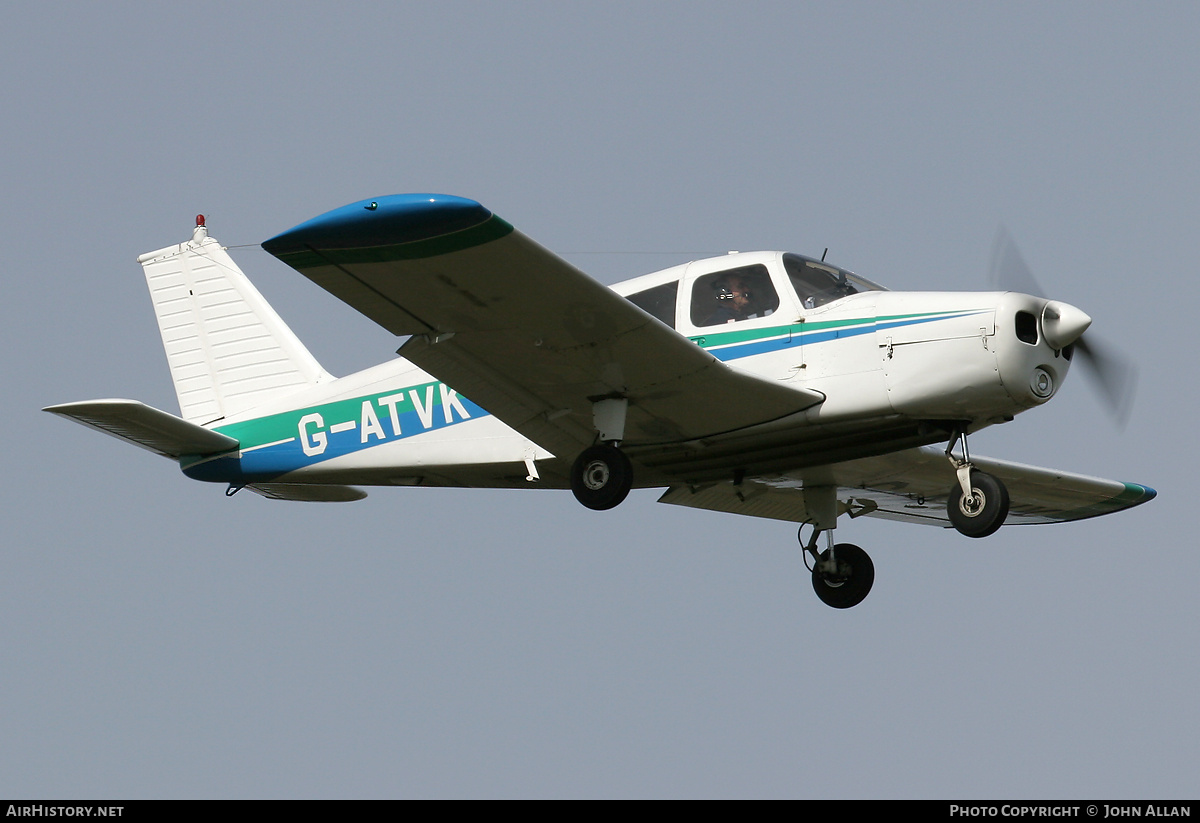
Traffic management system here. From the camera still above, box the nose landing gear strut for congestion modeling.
[945,428,1010,538]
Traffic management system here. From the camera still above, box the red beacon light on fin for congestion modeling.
[196,214,206,227]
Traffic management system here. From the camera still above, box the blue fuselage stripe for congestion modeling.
[184,311,976,482]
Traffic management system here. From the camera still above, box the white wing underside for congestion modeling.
[271,227,824,460]
[659,445,1153,527]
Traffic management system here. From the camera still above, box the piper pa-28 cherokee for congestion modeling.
[46,194,1156,608]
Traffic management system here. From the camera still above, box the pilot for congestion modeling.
[707,273,754,324]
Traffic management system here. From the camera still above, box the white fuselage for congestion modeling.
[191,251,1076,489]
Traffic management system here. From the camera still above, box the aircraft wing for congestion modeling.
[262,195,824,460]
[658,445,1157,527]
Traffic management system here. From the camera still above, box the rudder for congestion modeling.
[137,218,331,425]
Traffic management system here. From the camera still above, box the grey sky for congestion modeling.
[3,2,1195,798]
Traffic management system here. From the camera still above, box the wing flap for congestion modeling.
[44,399,239,459]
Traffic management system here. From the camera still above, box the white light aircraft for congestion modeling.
[46,195,1155,608]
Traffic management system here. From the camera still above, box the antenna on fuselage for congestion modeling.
[821,248,828,262]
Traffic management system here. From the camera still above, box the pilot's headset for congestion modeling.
[714,277,748,301]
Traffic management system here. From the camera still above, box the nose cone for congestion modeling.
[1041,301,1092,349]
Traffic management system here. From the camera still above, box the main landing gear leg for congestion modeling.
[569,396,634,511]
[802,526,875,610]
[800,486,874,609]
[944,427,1010,538]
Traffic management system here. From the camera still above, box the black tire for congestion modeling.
[811,543,875,609]
[947,470,1010,538]
[570,444,633,511]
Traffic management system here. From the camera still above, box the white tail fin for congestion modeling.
[137,219,332,425]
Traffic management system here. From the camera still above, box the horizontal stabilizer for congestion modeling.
[244,483,368,502]
[43,399,238,459]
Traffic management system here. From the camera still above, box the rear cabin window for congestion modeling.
[690,264,779,327]
[625,281,679,328]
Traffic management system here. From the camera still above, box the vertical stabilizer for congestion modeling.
[137,218,332,425]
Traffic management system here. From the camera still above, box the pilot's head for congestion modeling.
[715,274,752,315]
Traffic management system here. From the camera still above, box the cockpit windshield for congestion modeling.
[783,253,884,309]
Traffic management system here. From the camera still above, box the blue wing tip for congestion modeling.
[1121,482,1157,507]
[263,193,493,255]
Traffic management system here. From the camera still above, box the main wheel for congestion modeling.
[570,444,633,510]
[947,470,1010,538]
[811,543,874,609]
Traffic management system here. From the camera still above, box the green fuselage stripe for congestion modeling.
[689,309,977,349]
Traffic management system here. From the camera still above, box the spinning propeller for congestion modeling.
[988,228,1136,427]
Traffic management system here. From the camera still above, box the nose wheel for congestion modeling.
[944,428,1010,538]
[947,469,1010,538]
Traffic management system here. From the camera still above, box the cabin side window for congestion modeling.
[625,281,679,329]
[689,264,779,327]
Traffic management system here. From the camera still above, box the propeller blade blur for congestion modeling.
[989,226,1046,298]
[989,226,1135,427]
[1075,336,1136,429]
